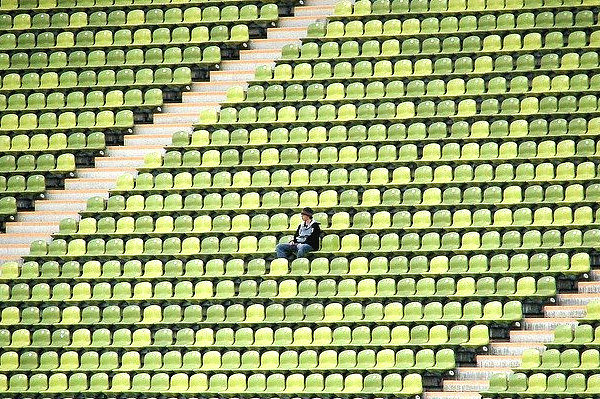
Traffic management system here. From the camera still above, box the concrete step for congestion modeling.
[0,244,29,257]
[303,0,339,6]
[455,367,512,380]
[64,178,116,191]
[95,156,144,169]
[124,134,172,148]
[578,281,600,293]
[34,199,86,212]
[106,145,165,158]
[133,123,192,136]
[277,15,322,27]
[19,210,79,223]
[443,380,489,392]
[5,222,60,235]
[150,113,209,127]
[544,305,587,318]
[476,355,521,368]
[210,69,255,82]
[423,392,481,399]
[488,342,546,356]
[45,189,106,201]
[558,293,600,306]
[0,255,23,262]
[0,233,50,245]
[294,4,335,16]
[250,37,299,50]
[266,26,307,39]
[162,102,220,113]
[221,59,274,71]
[239,48,281,61]
[509,329,554,343]
[152,112,200,125]
[76,168,136,180]
[191,81,248,93]
[182,91,227,104]
[521,318,578,331]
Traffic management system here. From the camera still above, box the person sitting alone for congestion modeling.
[275,207,321,259]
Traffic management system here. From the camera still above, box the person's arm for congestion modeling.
[307,223,321,249]
[290,224,300,244]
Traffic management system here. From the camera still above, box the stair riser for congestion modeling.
[558,295,600,306]
[221,61,273,71]
[250,39,298,50]
[0,234,48,245]
[182,92,227,102]
[210,71,255,81]
[35,201,86,212]
[476,358,521,368]
[488,344,546,356]
[278,17,318,28]
[133,125,192,136]
[45,190,106,201]
[64,180,116,191]
[76,170,132,180]
[162,103,220,113]
[266,28,306,40]
[6,224,59,235]
[124,136,172,147]
[95,158,144,170]
[455,369,511,380]
[0,257,24,263]
[443,381,489,392]
[304,0,339,6]
[191,82,248,93]
[294,6,334,16]
[0,247,29,256]
[106,147,164,158]
[153,114,199,124]
[578,283,600,293]
[423,394,482,399]
[544,307,587,318]
[521,320,578,331]
[509,331,555,342]
[18,212,74,223]
[239,50,279,60]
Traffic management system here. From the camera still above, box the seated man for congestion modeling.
[275,207,321,259]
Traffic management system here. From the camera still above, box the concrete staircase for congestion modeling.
[424,269,600,399]
[0,0,336,262]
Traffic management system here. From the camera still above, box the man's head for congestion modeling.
[300,207,314,222]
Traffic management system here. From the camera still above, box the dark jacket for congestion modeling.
[293,219,321,250]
